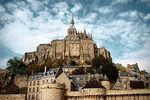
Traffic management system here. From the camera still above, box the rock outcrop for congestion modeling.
[0,69,28,94]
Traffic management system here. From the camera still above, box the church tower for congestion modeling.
[67,15,77,38]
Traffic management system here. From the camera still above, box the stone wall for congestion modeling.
[0,94,25,100]
[41,83,65,100]
[1,89,150,100]
[66,89,150,100]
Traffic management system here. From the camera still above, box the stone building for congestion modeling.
[27,66,73,100]
[127,63,140,76]
[27,66,57,100]
[26,66,110,100]
[22,16,111,65]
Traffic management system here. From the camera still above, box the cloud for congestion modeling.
[114,57,150,72]
[97,6,113,14]
[83,13,98,23]
[1,16,68,54]
[144,14,150,21]
[114,30,150,71]
[71,3,82,13]
[0,58,9,69]
[118,10,150,23]
[118,10,144,20]
[140,0,150,6]
[0,0,150,72]
[0,1,69,55]
[111,0,132,5]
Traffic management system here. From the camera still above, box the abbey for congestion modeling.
[22,16,111,65]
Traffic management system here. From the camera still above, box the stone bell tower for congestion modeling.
[67,15,78,40]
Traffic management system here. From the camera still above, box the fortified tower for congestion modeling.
[40,83,65,100]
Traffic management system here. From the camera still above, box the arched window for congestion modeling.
[28,95,30,100]
[30,82,32,86]
[29,88,31,92]
[37,87,39,92]
[32,95,34,99]
[37,81,39,85]
[36,94,38,100]
[33,87,35,92]
[33,81,36,86]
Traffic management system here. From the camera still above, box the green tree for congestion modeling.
[27,63,44,75]
[71,67,85,75]
[118,65,127,73]
[102,63,118,82]
[6,57,27,75]
[91,55,110,74]
[51,58,64,68]
[91,56,102,70]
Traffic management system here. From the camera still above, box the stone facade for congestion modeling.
[127,63,140,76]
[41,83,65,100]
[22,17,111,65]
[1,89,150,100]
[0,94,25,100]
[27,67,57,100]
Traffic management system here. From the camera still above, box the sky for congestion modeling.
[0,0,150,71]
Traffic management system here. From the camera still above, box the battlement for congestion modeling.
[66,88,106,97]
[106,89,150,95]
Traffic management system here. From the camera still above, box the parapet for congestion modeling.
[41,83,65,89]
[81,88,106,95]
[106,89,150,96]
[67,88,106,97]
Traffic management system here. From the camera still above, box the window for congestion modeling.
[47,79,48,83]
[33,81,36,86]
[37,81,39,85]
[33,87,35,92]
[37,87,39,92]
[36,94,38,100]
[30,82,32,86]
[28,95,30,100]
[42,80,44,84]
[32,95,34,99]
[29,88,31,92]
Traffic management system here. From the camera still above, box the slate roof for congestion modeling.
[55,67,64,78]
[130,80,145,89]
[83,79,105,89]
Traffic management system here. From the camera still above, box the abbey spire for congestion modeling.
[67,14,77,37]
[70,14,74,26]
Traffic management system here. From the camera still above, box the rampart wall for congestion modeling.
[0,94,25,100]
[66,89,150,100]
[0,89,150,100]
